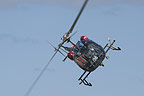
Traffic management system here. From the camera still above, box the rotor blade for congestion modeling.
[59,0,88,51]
[24,50,58,96]
[56,49,65,57]
[69,30,78,38]
[67,0,88,36]
[47,41,65,57]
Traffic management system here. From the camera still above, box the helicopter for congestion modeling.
[25,0,121,96]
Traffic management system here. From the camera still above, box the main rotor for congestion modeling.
[58,0,89,49]
[24,0,89,96]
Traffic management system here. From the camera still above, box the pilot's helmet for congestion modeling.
[80,36,88,41]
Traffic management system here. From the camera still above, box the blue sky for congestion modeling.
[0,0,144,96]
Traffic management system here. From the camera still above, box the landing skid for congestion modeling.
[78,71,92,86]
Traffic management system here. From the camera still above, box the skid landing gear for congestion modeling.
[78,71,92,86]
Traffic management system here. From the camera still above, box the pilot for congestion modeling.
[80,36,89,44]
[66,36,89,60]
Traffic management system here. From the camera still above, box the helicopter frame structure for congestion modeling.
[63,39,119,86]
[77,40,119,86]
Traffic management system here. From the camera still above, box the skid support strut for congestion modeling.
[78,71,92,86]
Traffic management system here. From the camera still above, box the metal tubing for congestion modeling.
[79,72,91,85]
[105,40,115,53]
[78,71,86,80]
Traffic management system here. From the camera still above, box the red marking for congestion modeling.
[79,57,86,64]
[76,59,85,66]
[68,52,74,60]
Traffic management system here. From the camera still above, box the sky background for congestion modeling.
[0,0,144,96]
